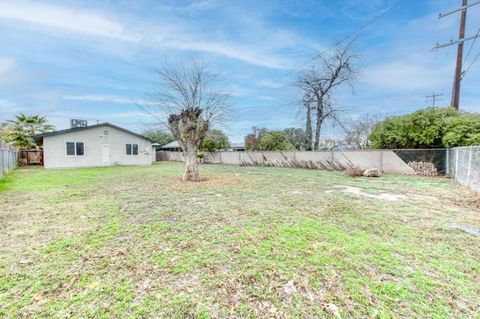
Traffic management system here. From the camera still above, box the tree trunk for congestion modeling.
[183,144,199,181]
[305,102,313,150]
[313,97,323,151]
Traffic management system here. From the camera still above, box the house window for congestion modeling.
[76,142,84,156]
[66,142,75,155]
[126,144,139,155]
[66,142,85,156]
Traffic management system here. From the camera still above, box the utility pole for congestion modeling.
[451,0,467,110]
[434,0,480,110]
[425,92,443,107]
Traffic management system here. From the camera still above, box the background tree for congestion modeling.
[296,46,356,150]
[142,129,175,146]
[259,130,294,151]
[142,60,230,181]
[283,127,309,150]
[369,107,480,148]
[244,127,266,151]
[4,113,55,148]
[343,114,379,149]
[0,122,14,143]
[199,129,230,152]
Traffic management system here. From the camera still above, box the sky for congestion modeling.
[0,0,479,142]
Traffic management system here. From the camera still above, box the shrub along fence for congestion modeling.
[0,142,18,178]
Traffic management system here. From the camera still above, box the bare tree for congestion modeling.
[302,93,313,150]
[344,114,380,149]
[142,60,230,181]
[296,46,356,150]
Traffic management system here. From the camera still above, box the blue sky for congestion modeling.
[0,0,479,142]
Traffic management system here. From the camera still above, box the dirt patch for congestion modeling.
[326,185,438,202]
[166,175,243,191]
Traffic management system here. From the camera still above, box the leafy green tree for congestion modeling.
[369,116,408,149]
[283,127,310,150]
[199,129,229,152]
[259,130,295,151]
[244,127,266,151]
[0,122,14,143]
[443,114,480,147]
[6,113,55,148]
[143,129,175,146]
[369,107,480,148]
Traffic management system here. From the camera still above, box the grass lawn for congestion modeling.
[1,162,479,318]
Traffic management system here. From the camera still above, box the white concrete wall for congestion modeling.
[43,125,152,168]
[156,150,416,175]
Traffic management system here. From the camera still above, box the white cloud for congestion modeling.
[0,1,139,42]
[0,99,25,114]
[162,39,288,69]
[362,57,453,92]
[0,1,299,69]
[63,95,134,104]
[0,57,16,76]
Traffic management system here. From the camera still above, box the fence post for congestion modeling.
[455,148,459,181]
[466,147,473,187]
[380,151,384,172]
[445,148,449,176]
[0,148,4,177]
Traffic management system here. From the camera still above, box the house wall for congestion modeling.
[43,125,152,168]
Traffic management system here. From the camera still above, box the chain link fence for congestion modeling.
[392,149,448,176]
[447,146,480,193]
[0,142,18,179]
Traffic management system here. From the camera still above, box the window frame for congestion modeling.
[76,142,85,156]
[66,142,75,156]
[126,144,132,155]
[132,144,139,155]
[66,142,85,156]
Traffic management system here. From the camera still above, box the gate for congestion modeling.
[18,149,44,166]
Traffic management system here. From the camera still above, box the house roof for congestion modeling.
[160,141,181,149]
[230,142,245,149]
[34,122,154,142]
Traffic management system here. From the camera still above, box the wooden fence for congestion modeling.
[0,142,18,178]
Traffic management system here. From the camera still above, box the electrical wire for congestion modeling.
[247,0,406,95]
[463,25,480,66]
[461,49,480,80]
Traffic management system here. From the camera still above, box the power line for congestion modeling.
[464,25,480,65]
[462,49,480,79]
[248,0,406,96]
[435,0,480,110]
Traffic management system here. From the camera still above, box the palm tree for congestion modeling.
[7,113,55,149]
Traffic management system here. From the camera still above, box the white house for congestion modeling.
[35,122,154,168]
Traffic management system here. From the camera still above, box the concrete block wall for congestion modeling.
[156,150,416,175]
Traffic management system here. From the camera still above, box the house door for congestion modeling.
[102,144,110,166]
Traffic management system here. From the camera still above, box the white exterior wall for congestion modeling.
[43,125,152,168]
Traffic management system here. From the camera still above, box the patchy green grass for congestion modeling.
[0,163,479,318]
